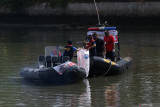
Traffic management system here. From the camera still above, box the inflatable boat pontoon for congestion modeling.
[21,61,86,83]
[89,56,132,77]
[20,46,87,84]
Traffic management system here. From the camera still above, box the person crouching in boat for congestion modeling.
[104,30,115,62]
[63,40,79,61]
[93,32,105,58]
[84,34,96,57]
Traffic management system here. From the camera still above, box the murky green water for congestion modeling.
[0,26,160,107]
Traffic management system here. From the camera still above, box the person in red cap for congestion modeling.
[103,30,115,61]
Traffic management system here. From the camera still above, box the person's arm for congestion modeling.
[113,42,115,49]
[89,43,96,50]
[87,42,96,50]
[73,46,81,51]
[83,40,89,49]
[73,47,78,51]
[111,36,115,51]
[103,41,106,55]
[103,37,106,54]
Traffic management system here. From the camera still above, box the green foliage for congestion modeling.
[0,0,35,11]
[48,0,68,9]
[56,0,68,9]
[0,0,159,11]
[0,0,69,10]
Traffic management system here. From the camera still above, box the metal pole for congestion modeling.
[117,31,120,61]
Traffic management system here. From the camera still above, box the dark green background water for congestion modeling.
[0,25,160,107]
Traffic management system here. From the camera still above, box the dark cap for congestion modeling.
[104,30,108,33]
[68,40,72,45]
[88,35,92,38]
[92,32,97,36]
[104,30,109,36]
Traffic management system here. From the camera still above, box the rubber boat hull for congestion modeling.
[20,62,86,84]
[89,56,132,77]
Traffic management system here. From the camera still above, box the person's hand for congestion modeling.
[77,48,80,50]
[103,51,106,56]
[83,40,88,44]
[113,49,115,52]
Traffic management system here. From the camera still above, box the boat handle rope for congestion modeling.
[96,59,112,78]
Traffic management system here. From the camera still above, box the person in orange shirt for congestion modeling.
[103,30,115,61]
[84,34,96,57]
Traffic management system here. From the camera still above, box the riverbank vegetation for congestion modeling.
[0,0,68,10]
[0,0,159,11]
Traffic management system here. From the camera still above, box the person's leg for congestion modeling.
[106,51,115,61]
[105,52,109,59]
[110,51,115,62]
[96,53,104,58]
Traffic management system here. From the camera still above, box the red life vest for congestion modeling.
[64,45,74,59]
[87,39,95,49]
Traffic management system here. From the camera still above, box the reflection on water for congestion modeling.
[0,26,160,107]
[105,83,120,106]
[20,79,92,107]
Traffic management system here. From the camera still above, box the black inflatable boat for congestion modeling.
[21,61,86,83]
[20,47,87,84]
[21,25,133,83]
[20,61,86,83]
[88,56,132,77]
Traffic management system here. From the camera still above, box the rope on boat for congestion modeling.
[94,58,112,78]
[94,0,101,25]
[100,59,112,77]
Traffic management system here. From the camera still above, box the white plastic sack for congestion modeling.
[53,61,76,75]
[77,49,90,77]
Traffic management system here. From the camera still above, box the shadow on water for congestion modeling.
[21,78,84,86]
